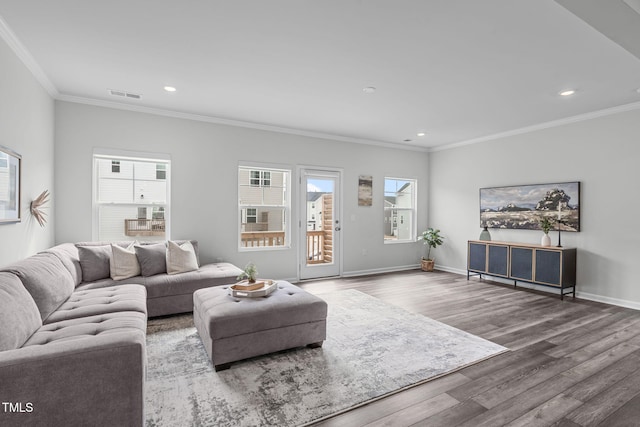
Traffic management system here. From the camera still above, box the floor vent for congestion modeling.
[108,89,142,99]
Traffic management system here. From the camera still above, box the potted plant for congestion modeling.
[539,216,555,247]
[418,228,444,272]
[237,262,258,283]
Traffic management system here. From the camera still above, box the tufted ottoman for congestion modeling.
[193,281,327,371]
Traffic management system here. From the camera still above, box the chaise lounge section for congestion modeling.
[0,258,147,427]
[0,239,243,427]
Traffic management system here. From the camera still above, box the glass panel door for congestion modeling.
[300,169,341,279]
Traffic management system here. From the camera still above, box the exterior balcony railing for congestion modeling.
[239,230,333,264]
[306,230,332,264]
[124,219,166,236]
[241,231,286,247]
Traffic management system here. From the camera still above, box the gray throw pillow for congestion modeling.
[77,245,112,282]
[135,243,167,276]
[0,272,43,351]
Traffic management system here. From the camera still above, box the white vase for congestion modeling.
[541,233,551,247]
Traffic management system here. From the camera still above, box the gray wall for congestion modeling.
[429,107,640,308]
[55,101,429,280]
[0,37,55,265]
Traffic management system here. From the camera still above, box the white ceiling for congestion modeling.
[1,0,640,150]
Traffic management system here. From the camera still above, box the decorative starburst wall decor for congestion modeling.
[30,190,50,227]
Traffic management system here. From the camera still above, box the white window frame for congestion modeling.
[238,163,291,251]
[92,148,171,241]
[384,177,417,244]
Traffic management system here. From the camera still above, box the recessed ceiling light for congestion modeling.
[417,132,426,137]
[363,86,376,94]
[164,86,177,92]
[559,89,576,96]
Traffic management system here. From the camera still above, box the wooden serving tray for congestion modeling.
[232,280,267,291]
[229,280,277,298]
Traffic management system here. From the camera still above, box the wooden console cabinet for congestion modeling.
[467,240,576,299]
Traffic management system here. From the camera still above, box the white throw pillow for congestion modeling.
[166,241,199,275]
[110,242,141,280]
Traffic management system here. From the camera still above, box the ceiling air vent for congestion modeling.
[108,89,142,99]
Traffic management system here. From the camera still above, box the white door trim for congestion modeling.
[297,165,344,281]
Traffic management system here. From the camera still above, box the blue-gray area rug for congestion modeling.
[145,289,508,426]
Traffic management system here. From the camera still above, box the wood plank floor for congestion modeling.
[296,270,640,427]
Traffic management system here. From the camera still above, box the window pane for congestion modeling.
[156,164,166,180]
[240,207,286,247]
[239,166,289,249]
[384,177,416,242]
[384,209,414,240]
[243,208,257,224]
[95,156,169,241]
[250,170,261,186]
[152,207,165,220]
[98,204,166,241]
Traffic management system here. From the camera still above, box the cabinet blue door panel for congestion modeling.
[488,245,508,276]
[511,247,533,280]
[535,250,561,285]
[469,243,487,271]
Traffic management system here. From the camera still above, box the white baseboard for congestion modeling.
[342,264,419,278]
[442,265,640,310]
[575,291,640,311]
[434,265,467,275]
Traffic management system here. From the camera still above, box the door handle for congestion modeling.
[335,226,341,231]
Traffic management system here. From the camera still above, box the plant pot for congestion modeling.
[421,259,435,272]
[541,233,551,247]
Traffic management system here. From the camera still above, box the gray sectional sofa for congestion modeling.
[0,240,242,427]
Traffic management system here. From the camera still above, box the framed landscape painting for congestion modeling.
[0,145,21,224]
[480,182,580,231]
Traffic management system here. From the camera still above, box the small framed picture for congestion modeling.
[358,175,372,206]
[0,145,22,224]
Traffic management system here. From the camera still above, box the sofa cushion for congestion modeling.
[42,243,83,286]
[44,284,147,324]
[110,242,140,280]
[0,272,43,351]
[23,311,147,347]
[166,241,199,275]
[134,243,167,276]
[144,262,242,298]
[0,253,75,321]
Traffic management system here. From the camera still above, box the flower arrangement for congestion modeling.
[237,262,258,283]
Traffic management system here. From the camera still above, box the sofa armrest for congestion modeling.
[0,331,145,427]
